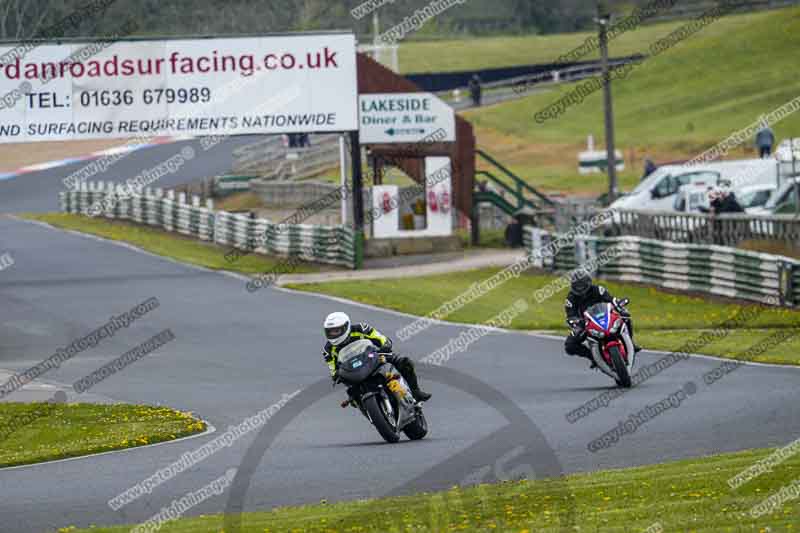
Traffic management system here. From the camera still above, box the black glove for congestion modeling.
[567,318,585,336]
[613,298,631,315]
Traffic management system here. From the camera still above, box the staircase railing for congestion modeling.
[476,149,555,209]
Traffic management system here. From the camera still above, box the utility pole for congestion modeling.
[349,130,365,269]
[597,1,618,203]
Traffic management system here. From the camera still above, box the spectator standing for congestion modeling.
[700,188,744,215]
[713,190,744,214]
[468,74,482,107]
[699,188,744,245]
[505,215,523,248]
[755,121,775,158]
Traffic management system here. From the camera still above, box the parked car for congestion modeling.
[749,178,800,216]
[738,184,777,212]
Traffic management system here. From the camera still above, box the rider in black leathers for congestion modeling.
[564,272,640,364]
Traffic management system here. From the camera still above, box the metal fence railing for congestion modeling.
[232,134,340,179]
[524,227,799,307]
[608,209,800,246]
[60,182,356,269]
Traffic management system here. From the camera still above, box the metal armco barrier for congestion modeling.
[60,182,356,269]
[524,227,799,307]
[609,209,800,247]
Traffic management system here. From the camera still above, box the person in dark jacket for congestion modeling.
[700,188,744,215]
[642,158,657,181]
[504,216,523,248]
[564,271,640,365]
[714,190,745,214]
[468,74,482,107]
[698,189,745,244]
[755,122,775,158]
[322,312,431,403]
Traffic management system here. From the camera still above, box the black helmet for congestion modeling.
[571,271,592,297]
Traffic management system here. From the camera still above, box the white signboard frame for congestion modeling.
[359,92,455,144]
[0,33,358,143]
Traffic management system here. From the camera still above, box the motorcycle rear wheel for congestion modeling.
[364,394,400,443]
[609,345,632,388]
[403,410,428,440]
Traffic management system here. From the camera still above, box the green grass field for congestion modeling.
[21,213,327,276]
[0,403,205,468]
[398,18,692,73]
[287,267,800,364]
[69,445,800,532]
[451,7,800,195]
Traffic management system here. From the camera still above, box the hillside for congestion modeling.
[398,18,688,73]
[459,7,800,194]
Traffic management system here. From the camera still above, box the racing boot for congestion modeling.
[627,321,642,353]
[392,357,432,402]
[405,370,432,402]
[412,388,432,402]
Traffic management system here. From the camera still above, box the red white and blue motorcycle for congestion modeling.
[570,298,636,388]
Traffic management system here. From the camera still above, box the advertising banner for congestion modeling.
[0,33,358,143]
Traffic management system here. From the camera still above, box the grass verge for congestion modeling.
[213,191,265,212]
[70,445,800,531]
[286,267,800,364]
[457,228,508,249]
[0,402,205,468]
[20,213,326,276]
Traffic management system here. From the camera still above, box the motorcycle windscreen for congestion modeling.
[337,339,381,384]
[585,303,610,330]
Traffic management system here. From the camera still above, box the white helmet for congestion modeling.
[323,312,351,346]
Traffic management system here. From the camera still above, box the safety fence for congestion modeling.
[232,133,340,179]
[524,227,799,307]
[608,209,800,247]
[60,182,356,268]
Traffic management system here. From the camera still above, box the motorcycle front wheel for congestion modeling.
[364,393,400,443]
[609,345,632,388]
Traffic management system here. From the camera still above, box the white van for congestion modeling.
[776,138,800,180]
[611,159,780,212]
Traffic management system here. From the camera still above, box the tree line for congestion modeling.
[0,0,786,42]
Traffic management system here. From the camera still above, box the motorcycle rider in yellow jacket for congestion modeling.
[323,311,431,402]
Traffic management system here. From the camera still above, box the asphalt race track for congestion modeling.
[0,142,799,532]
[0,135,258,213]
